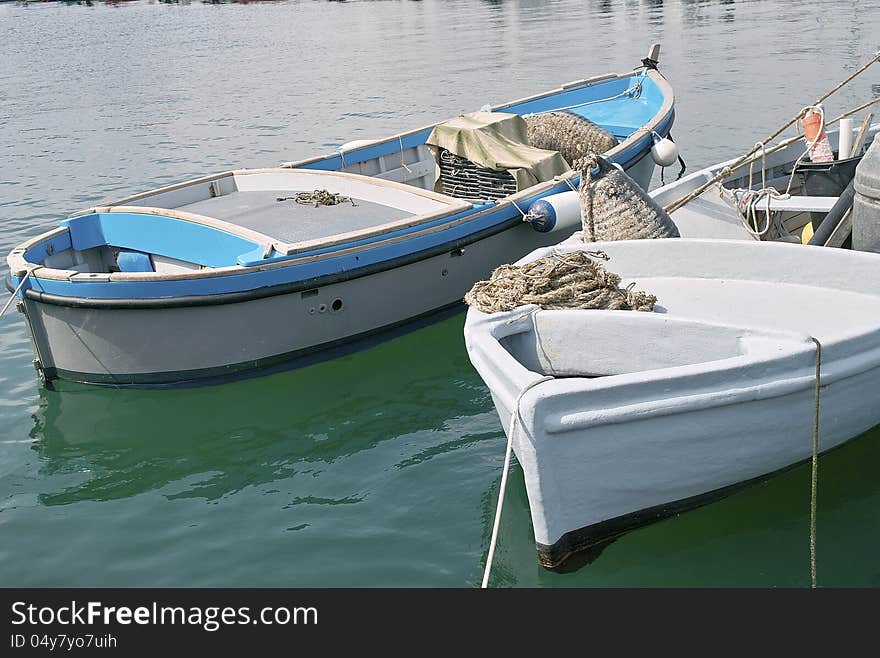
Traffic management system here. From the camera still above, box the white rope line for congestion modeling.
[398,135,412,174]
[511,200,528,220]
[785,105,827,196]
[521,80,643,118]
[732,106,828,241]
[809,336,822,589]
[731,139,792,240]
[482,373,553,588]
[1,271,31,319]
[664,49,880,214]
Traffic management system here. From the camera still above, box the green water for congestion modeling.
[2,0,880,587]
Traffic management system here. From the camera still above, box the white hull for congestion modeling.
[465,238,880,566]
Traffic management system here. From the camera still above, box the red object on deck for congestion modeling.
[802,107,834,163]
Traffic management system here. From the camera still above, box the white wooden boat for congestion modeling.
[466,123,880,569]
[516,121,879,251]
[5,53,674,387]
[655,122,880,243]
[465,236,880,568]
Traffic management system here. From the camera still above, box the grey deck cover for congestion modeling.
[182,190,410,243]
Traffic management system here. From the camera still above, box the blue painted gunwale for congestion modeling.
[11,70,673,302]
[59,211,262,268]
[297,74,658,173]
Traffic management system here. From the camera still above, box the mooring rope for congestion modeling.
[809,337,822,589]
[732,105,828,240]
[398,135,412,174]
[731,141,790,239]
[0,270,31,320]
[783,105,829,197]
[482,373,553,588]
[664,50,880,214]
[709,96,880,192]
[582,156,598,240]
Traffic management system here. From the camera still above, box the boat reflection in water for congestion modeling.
[28,317,489,507]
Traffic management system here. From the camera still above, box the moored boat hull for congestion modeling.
[529,367,880,568]
[7,57,672,387]
[465,238,880,568]
[16,202,615,386]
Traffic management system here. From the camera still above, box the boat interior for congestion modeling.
[664,124,880,245]
[13,71,669,278]
[498,240,880,381]
[502,311,785,378]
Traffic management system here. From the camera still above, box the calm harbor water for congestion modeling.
[2,0,880,587]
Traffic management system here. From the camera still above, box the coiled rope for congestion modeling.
[730,141,790,239]
[731,106,837,241]
[277,190,357,207]
[464,250,657,314]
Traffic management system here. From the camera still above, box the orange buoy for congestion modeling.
[802,106,834,163]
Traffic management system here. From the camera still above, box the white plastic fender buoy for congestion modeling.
[338,139,377,151]
[651,133,679,167]
[838,117,854,160]
[523,191,581,233]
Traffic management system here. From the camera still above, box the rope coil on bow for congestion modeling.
[464,249,656,314]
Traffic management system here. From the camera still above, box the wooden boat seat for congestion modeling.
[756,195,839,213]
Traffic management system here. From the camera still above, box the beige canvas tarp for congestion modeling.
[426,112,570,192]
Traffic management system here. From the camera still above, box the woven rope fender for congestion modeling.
[525,111,619,166]
[464,250,657,314]
[576,155,679,242]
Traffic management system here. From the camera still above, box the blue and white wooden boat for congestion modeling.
[5,51,674,387]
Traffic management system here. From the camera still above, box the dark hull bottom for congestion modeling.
[534,450,830,571]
